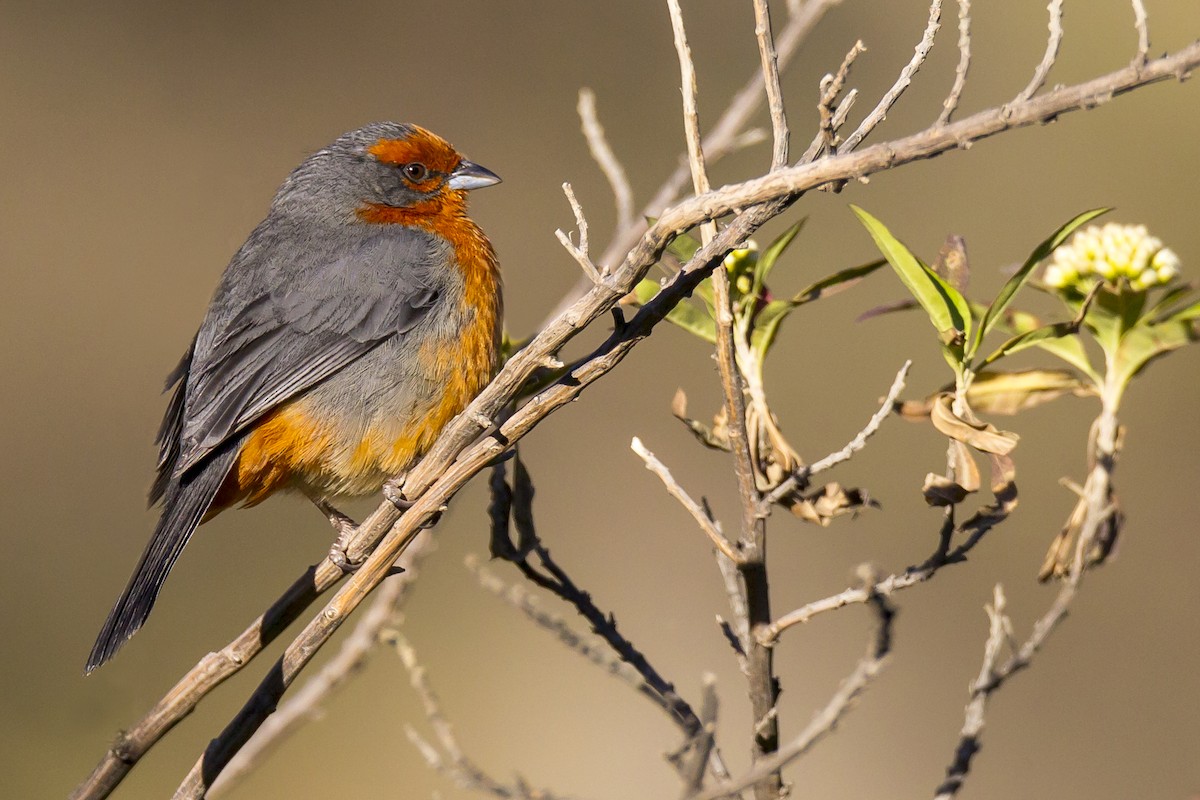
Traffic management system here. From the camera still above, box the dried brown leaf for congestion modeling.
[922,473,971,506]
[930,393,1019,455]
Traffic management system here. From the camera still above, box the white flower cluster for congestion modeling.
[1044,223,1180,291]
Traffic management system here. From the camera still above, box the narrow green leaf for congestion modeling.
[750,300,795,358]
[1156,297,1200,324]
[978,320,1080,369]
[793,259,886,306]
[634,278,717,344]
[851,205,971,351]
[751,220,805,301]
[973,207,1110,359]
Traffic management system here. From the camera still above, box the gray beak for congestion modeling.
[447,159,501,191]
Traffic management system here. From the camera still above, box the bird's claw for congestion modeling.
[328,542,365,574]
[383,479,414,510]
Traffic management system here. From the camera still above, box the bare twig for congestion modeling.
[578,87,635,235]
[1131,0,1150,67]
[817,41,866,155]
[555,182,603,283]
[668,5,778,795]
[937,0,973,125]
[840,0,944,153]
[207,533,433,798]
[1015,0,1064,102]
[631,437,742,563]
[752,0,790,169]
[75,41,1200,799]
[489,455,736,785]
[759,360,911,514]
[390,632,569,800]
[679,675,720,797]
[690,590,895,800]
[467,555,651,697]
[933,584,1012,799]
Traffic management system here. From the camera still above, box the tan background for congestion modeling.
[2,1,1198,797]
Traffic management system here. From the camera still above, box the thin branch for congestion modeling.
[208,532,433,798]
[577,88,635,234]
[752,0,790,169]
[817,41,866,155]
[668,6,778,795]
[759,360,911,514]
[934,584,1012,799]
[74,41,1200,799]
[937,0,972,125]
[840,0,944,153]
[678,675,721,797]
[631,436,742,563]
[690,591,895,800]
[466,555,652,700]
[760,488,1007,647]
[1015,0,1064,102]
[1131,0,1150,67]
[555,182,603,283]
[390,631,570,800]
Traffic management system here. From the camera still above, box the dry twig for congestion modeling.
[937,0,973,125]
[840,0,944,153]
[1015,0,1064,102]
[631,437,742,563]
[690,590,895,800]
[759,360,911,514]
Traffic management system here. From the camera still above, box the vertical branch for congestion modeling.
[752,0,790,170]
[667,3,778,797]
[1015,0,1064,102]
[1130,0,1150,66]
[937,0,972,126]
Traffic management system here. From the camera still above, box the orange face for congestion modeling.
[367,126,462,193]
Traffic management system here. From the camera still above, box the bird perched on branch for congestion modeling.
[87,123,502,672]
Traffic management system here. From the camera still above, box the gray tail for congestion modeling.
[85,445,239,674]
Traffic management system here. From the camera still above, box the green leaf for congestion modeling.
[634,278,717,344]
[666,230,701,263]
[750,299,795,358]
[978,320,1082,369]
[1031,336,1100,384]
[793,259,886,307]
[972,207,1109,360]
[851,205,972,359]
[1147,282,1196,319]
[1156,296,1200,324]
[1115,319,1198,384]
[750,220,805,302]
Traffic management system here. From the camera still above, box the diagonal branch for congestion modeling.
[839,0,944,153]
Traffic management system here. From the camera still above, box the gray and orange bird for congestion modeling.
[87,123,502,672]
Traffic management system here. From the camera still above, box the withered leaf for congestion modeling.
[930,393,1019,455]
[922,473,971,506]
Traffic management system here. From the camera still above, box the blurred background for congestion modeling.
[2,1,1198,797]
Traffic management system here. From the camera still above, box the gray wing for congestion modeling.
[174,228,442,475]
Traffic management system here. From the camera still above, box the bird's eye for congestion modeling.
[402,162,428,182]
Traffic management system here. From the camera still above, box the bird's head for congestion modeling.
[271,122,501,224]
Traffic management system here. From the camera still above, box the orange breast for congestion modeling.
[210,198,500,514]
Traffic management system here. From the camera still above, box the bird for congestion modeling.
[86,123,502,673]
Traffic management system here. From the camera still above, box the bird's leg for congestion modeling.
[383,477,445,530]
[303,492,371,574]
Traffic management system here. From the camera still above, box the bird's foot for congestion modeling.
[382,480,444,529]
[328,540,365,574]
